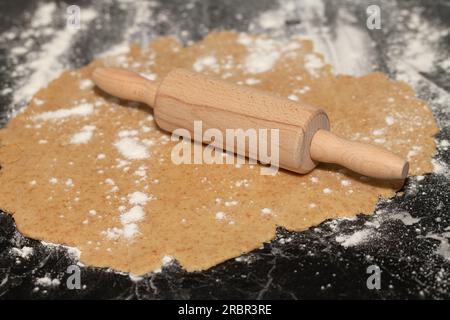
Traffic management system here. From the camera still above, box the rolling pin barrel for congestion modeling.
[92,67,409,180]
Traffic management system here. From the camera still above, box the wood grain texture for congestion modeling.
[155,68,329,172]
[310,130,408,179]
[92,68,159,107]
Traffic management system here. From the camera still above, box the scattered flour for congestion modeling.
[12,3,98,107]
[120,206,146,224]
[118,129,139,138]
[238,34,280,74]
[407,145,422,160]
[128,191,149,205]
[340,180,351,187]
[79,79,94,90]
[323,188,332,194]
[10,246,34,259]
[69,125,96,144]
[114,137,149,160]
[336,229,372,247]
[224,200,238,207]
[215,211,226,220]
[134,165,147,177]
[162,255,174,266]
[258,10,286,29]
[140,72,158,81]
[34,103,94,121]
[245,78,260,85]
[391,211,421,226]
[193,55,218,73]
[123,223,140,239]
[105,178,115,185]
[102,191,150,241]
[439,139,450,150]
[372,128,385,136]
[385,115,395,126]
[35,275,61,287]
[30,2,57,28]
[304,54,325,77]
[425,232,450,261]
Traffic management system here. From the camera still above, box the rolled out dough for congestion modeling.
[0,32,438,275]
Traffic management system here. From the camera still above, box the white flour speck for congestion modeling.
[104,178,115,185]
[123,223,139,239]
[336,229,372,247]
[258,10,285,29]
[35,275,60,287]
[323,188,332,194]
[65,178,74,187]
[304,54,324,77]
[118,129,139,138]
[140,72,158,81]
[69,125,96,144]
[10,246,34,259]
[120,206,146,224]
[341,180,351,187]
[215,211,226,220]
[245,78,260,85]
[238,35,280,74]
[224,200,238,207]
[385,115,395,126]
[128,191,149,205]
[79,79,94,90]
[162,255,174,266]
[34,103,94,121]
[193,55,218,73]
[114,137,149,160]
[391,211,421,225]
[372,128,385,136]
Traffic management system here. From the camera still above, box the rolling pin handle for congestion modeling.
[310,129,409,180]
[92,67,159,107]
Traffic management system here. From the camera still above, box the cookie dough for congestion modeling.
[0,32,438,274]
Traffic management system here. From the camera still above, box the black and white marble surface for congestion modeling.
[0,0,449,299]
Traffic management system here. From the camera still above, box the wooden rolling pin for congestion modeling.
[92,67,409,180]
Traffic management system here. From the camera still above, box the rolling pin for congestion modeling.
[92,67,409,180]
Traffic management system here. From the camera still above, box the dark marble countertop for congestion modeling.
[0,0,449,299]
